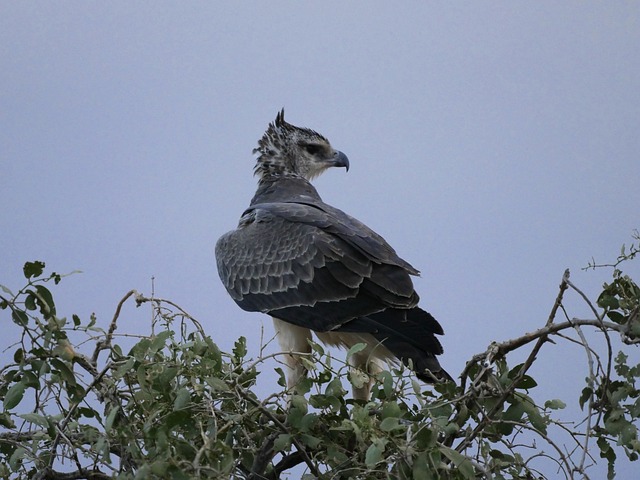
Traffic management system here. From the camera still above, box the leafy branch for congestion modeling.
[1,242,639,479]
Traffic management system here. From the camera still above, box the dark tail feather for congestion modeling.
[371,329,454,384]
[338,307,454,383]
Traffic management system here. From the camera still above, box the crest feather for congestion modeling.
[252,110,333,180]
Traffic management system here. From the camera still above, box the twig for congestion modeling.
[91,290,138,363]
[564,276,613,435]
[135,294,206,338]
[571,324,596,476]
[459,316,622,382]
[456,270,571,453]
[47,361,113,470]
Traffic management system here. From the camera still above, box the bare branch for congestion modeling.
[135,294,207,338]
[91,289,138,363]
[457,270,571,453]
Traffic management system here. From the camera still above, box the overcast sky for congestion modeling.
[2,2,639,477]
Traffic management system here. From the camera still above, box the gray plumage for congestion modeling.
[216,110,451,396]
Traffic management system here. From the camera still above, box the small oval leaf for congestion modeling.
[4,382,26,410]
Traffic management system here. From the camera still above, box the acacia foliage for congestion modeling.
[0,238,639,479]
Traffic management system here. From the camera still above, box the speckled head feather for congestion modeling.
[253,109,349,181]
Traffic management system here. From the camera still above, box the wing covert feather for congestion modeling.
[215,201,419,328]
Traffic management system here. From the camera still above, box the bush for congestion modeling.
[1,234,639,479]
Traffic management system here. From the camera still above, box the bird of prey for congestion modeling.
[216,110,451,399]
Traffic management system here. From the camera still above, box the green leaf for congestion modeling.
[9,447,27,471]
[619,422,637,445]
[289,394,308,414]
[300,433,322,449]
[25,293,36,311]
[604,407,627,435]
[273,433,292,452]
[365,440,385,467]
[3,381,26,410]
[50,358,76,385]
[23,261,45,279]
[507,363,537,389]
[0,412,16,428]
[22,371,40,388]
[232,336,247,365]
[522,400,547,434]
[309,340,324,356]
[149,330,172,352]
[514,375,537,389]
[597,436,616,479]
[503,397,526,424]
[114,357,136,380]
[348,369,368,390]
[173,388,191,410]
[379,417,404,432]
[204,377,229,392]
[299,413,317,433]
[489,449,515,463]
[78,407,98,419]
[325,378,346,397]
[414,426,435,449]
[378,370,394,399]
[544,399,566,410]
[13,348,24,364]
[300,356,317,372]
[412,452,434,480]
[275,367,287,387]
[598,293,620,310]
[18,413,49,428]
[205,376,230,392]
[34,284,56,318]
[105,406,120,432]
[165,410,191,429]
[441,447,475,479]
[346,342,367,361]
[157,366,178,386]
[579,386,593,410]
[11,309,28,326]
[381,401,402,419]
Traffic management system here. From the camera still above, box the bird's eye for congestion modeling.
[303,144,321,155]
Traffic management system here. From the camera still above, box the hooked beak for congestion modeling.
[331,150,350,171]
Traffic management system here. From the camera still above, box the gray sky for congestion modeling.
[2,2,639,476]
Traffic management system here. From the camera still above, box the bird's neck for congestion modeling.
[251,176,323,206]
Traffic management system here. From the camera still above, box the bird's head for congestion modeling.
[253,109,349,181]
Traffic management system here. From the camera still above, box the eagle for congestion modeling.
[215,110,452,399]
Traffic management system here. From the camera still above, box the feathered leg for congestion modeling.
[349,351,383,401]
[272,317,312,392]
